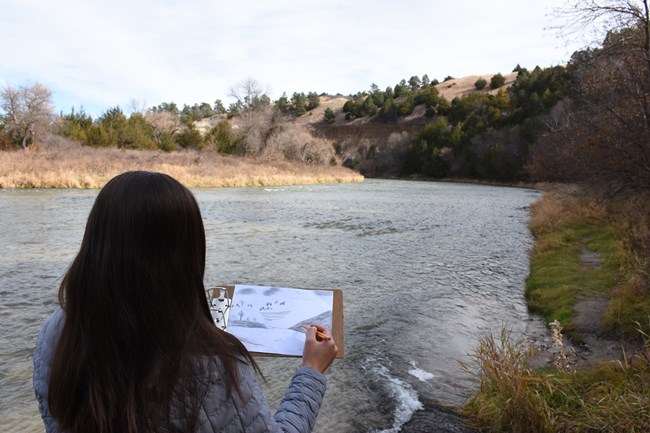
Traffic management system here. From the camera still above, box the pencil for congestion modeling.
[302,325,331,340]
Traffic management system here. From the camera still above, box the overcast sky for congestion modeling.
[1,0,585,117]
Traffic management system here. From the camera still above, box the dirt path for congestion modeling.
[572,295,632,365]
[562,248,635,367]
[530,247,639,369]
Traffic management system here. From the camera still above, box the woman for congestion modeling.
[33,171,338,433]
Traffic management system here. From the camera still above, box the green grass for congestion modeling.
[605,286,650,340]
[463,193,650,432]
[525,223,624,341]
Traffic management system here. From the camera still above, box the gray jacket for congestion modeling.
[33,309,328,433]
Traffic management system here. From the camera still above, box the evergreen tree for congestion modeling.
[276,93,290,112]
[490,73,506,89]
[408,75,422,90]
[292,92,307,116]
[307,92,321,111]
[213,99,226,114]
[363,96,378,116]
[324,107,335,123]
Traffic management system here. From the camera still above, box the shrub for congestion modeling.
[324,107,335,124]
[263,125,334,164]
[175,125,204,149]
[0,124,14,149]
[158,132,176,152]
[205,120,241,154]
[397,98,414,116]
[306,92,320,111]
[85,125,112,147]
[475,78,488,90]
[490,73,506,89]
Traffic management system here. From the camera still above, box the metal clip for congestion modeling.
[206,286,231,331]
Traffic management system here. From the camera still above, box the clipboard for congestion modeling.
[208,284,344,358]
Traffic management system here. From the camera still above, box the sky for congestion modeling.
[0,0,586,117]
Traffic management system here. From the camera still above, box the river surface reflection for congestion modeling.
[0,179,547,433]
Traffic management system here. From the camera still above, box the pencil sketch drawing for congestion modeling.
[227,284,333,356]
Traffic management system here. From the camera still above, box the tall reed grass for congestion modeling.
[461,329,554,433]
[463,326,650,433]
[0,138,363,189]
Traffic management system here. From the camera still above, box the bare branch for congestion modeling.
[1,83,54,148]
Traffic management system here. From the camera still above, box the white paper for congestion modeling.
[227,284,333,356]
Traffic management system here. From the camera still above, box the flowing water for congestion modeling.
[0,179,548,432]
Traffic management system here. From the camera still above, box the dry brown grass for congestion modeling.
[434,73,518,101]
[463,327,650,433]
[461,328,554,433]
[0,138,364,189]
[528,192,607,237]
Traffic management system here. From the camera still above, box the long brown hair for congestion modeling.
[49,171,257,433]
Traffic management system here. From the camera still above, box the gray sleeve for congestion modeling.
[272,367,327,433]
[33,308,64,433]
[198,362,327,433]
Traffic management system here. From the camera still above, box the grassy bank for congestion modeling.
[526,192,650,341]
[0,139,364,189]
[463,190,650,432]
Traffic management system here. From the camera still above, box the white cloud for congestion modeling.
[0,0,585,117]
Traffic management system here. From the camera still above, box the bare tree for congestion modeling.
[1,83,54,149]
[531,0,650,195]
[127,98,148,116]
[555,0,649,60]
[144,110,182,146]
[228,77,271,112]
[228,78,273,154]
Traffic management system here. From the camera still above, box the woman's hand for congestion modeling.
[302,324,338,373]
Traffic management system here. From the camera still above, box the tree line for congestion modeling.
[332,0,648,198]
[397,0,650,198]
[0,78,335,164]
[1,0,648,197]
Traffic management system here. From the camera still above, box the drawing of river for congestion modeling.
[227,284,333,355]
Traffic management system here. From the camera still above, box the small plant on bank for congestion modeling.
[549,320,574,372]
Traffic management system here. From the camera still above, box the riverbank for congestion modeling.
[0,139,364,188]
[463,190,650,432]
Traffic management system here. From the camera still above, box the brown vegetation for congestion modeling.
[434,73,517,101]
[528,23,650,196]
[0,136,363,189]
[463,325,650,433]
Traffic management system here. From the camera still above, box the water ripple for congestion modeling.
[1,180,545,433]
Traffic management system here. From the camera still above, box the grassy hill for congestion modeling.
[295,72,518,127]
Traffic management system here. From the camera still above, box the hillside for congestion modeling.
[295,72,518,127]
[191,72,521,178]
[194,72,518,133]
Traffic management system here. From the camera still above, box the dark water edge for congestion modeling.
[400,403,478,433]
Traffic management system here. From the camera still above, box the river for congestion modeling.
[0,179,548,432]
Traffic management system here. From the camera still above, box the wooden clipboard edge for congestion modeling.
[211,285,344,358]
